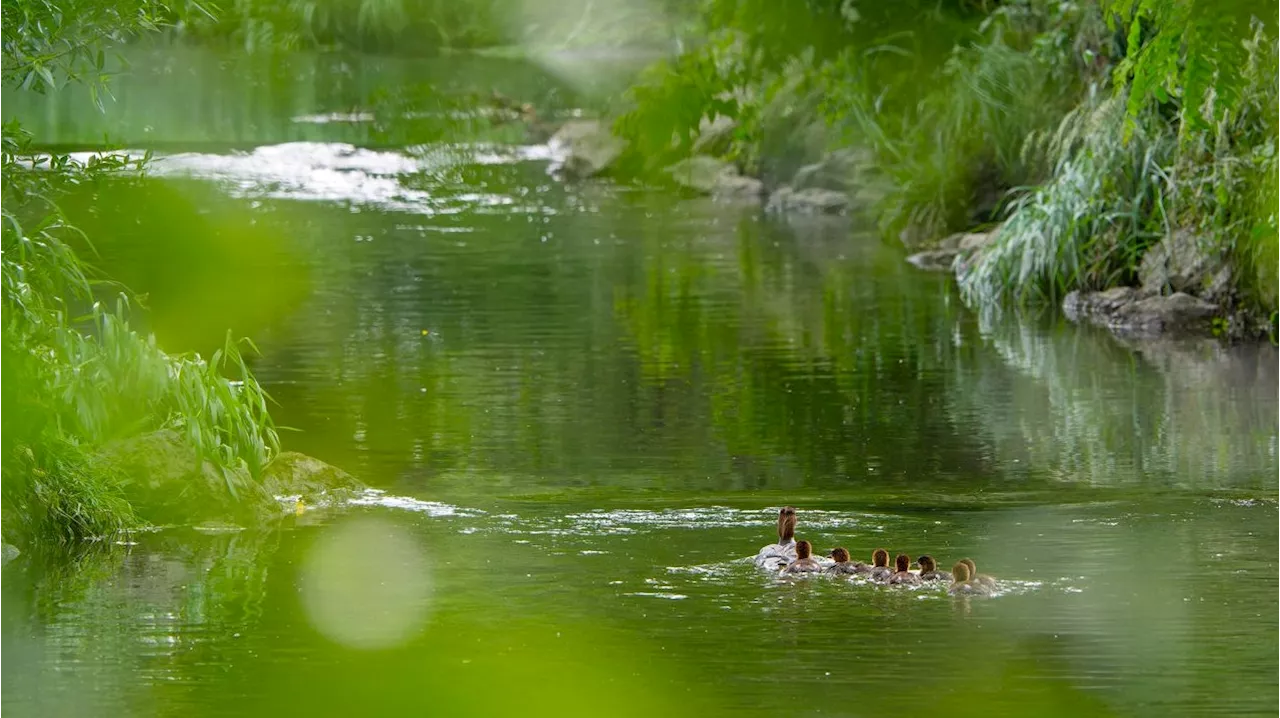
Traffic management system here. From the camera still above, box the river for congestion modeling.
[3,47,1277,718]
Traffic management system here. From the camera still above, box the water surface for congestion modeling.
[3,48,1277,718]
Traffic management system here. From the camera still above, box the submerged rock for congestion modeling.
[765,187,850,215]
[1063,288,1219,336]
[666,156,763,199]
[1,543,19,565]
[548,120,626,179]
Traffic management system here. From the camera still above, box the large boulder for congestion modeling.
[1139,229,1233,303]
[765,187,850,215]
[1063,288,1219,337]
[99,430,274,525]
[548,120,626,179]
[666,156,763,200]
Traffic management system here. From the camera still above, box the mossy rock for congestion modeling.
[99,430,276,525]
[98,432,364,526]
[261,451,365,503]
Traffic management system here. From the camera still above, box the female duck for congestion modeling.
[783,540,823,574]
[914,555,951,581]
[868,548,893,582]
[947,561,992,596]
[888,554,922,586]
[960,558,998,591]
[754,506,797,570]
[825,547,868,575]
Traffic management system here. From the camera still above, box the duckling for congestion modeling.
[783,540,823,574]
[947,561,992,596]
[960,558,998,590]
[754,506,798,570]
[914,554,950,581]
[868,548,893,582]
[888,553,923,585]
[824,547,869,575]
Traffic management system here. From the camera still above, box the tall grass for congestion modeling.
[2,123,280,544]
[957,95,1176,306]
[870,2,1110,242]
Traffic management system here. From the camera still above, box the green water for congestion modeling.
[3,48,1279,718]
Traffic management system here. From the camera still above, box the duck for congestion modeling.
[947,561,992,596]
[914,554,951,581]
[754,506,798,570]
[888,553,923,585]
[959,558,998,590]
[868,548,893,582]
[783,540,823,574]
[825,547,869,575]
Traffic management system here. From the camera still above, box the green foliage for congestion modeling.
[612,31,749,175]
[2,0,284,544]
[958,95,1175,305]
[168,0,693,54]
[0,0,194,109]
[1106,0,1275,138]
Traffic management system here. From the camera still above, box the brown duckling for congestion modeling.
[914,554,951,581]
[824,547,869,575]
[754,506,798,570]
[947,561,992,596]
[960,558,998,590]
[888,553,923,585]
[783,540,823,574]
[868,548,893,582]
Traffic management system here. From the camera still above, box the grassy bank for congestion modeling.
[610,0,1278,333]
[1,0,282,547]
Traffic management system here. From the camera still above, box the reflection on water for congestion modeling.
[3,47,1277,718]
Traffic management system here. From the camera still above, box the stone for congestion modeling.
[907,227,999,274]
[99,430,273,525]
[1063,288,1219,337]
[1,543,19,565]
[906,249,960,272]
[261,451,364,502]
[958,231,994,252]
[548,120,626,179]
[98,431,364,526]
[712,173,765,200]
[789,148,871,193]
[666,156,764,200]
[765,187,850,215]
[1139,229,1231,300]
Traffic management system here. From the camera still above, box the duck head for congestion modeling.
[952,561,971,582]
[829,547,851,563]
[960,558,978,577]
[916,555,938,573]
[795,540,812,559]
[895,554,911,573]
[872,548,890,567]
[777,506,797,543]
